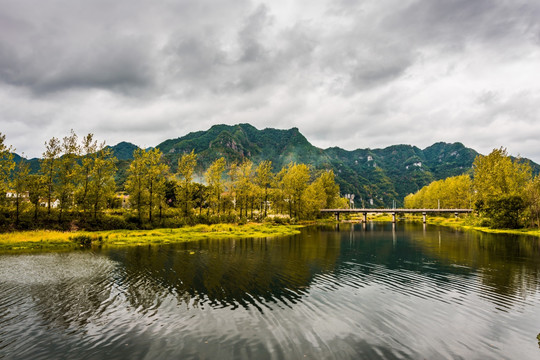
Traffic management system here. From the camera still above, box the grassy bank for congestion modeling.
[375,214,540,237]
[0,223,303,252]
[421,215,540,237]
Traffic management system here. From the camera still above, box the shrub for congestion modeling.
[483,195,525,229]
[70,234,103,247]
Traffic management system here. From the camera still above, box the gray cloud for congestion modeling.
[0,0,539,163]
[386,0,540,48]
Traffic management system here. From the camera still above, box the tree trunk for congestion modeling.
[15,195,19,225]
[149,181,153,224]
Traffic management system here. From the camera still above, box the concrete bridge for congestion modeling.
[320,208,474,223]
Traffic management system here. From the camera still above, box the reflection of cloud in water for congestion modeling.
[0,253,117,285]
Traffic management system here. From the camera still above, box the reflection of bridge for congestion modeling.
[321,208,474,223]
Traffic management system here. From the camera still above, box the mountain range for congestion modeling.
[16,124,540,207]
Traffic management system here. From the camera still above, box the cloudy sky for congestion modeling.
[1,0,539,161]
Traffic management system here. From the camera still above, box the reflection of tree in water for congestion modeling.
[105,232,341,312]
[314,223,540,311]
[409,224,540,307]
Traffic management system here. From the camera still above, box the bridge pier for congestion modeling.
[392,212,396,223]
[422,212,427,224]
[335,212,340,222]
[455,212,459,219]
[363,212,367,223]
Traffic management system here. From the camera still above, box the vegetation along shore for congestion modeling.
[0,224,303,251]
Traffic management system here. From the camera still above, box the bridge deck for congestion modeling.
[321,208,473,214]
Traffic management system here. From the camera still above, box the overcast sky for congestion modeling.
[1,0,539,161]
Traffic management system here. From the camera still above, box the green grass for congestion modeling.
[0,224,303,252]
[341,212,540,237]
[405,215,540,237]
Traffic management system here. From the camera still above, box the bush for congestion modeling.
[70,234,103,247]
[483,195,525,229]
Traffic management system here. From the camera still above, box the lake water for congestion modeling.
[1,223,540,359]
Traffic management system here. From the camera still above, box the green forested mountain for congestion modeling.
[14,124,540,207]
[157,124,330,171]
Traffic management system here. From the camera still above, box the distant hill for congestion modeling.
[106,141,139,161]
[11,124,540,207]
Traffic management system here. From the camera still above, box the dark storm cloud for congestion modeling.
[386,0,540,48]
[0,0,539,162]
[0,1,160,94]
[165,3,318,95]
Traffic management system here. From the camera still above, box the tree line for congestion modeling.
[0,132,345,231]
[404,148,540,229]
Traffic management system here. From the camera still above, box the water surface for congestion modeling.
[1,223,540,359]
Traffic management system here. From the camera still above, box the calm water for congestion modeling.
[1,223,540,359]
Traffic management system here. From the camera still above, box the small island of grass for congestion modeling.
[0,223,303,252]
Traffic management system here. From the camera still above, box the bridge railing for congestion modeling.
[320,208,473,223]
[320,208,473,213]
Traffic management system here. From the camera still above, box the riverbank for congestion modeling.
[0,223,303,251]
[344,213,540,237]
[420,215,540,237]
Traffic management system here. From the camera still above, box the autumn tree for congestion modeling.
[472,148,531,228]
[255,160,273,217]
[302,170,341,219]
[204,157,226,215]
[176,150,197,217]
[76,134,99,215]
[56,130,80,221]
[145,148,169,223]
[525,176,540,228]
[27,174,46,221]
[11,160,30,225]
[88,146,117,220]
[236,160,254,218]
[280,163,310,219]
[40,136,61,216]
[126,148,149,223]
[405,175,473,209]
[473,147,531,203]
[0,133,15,211]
